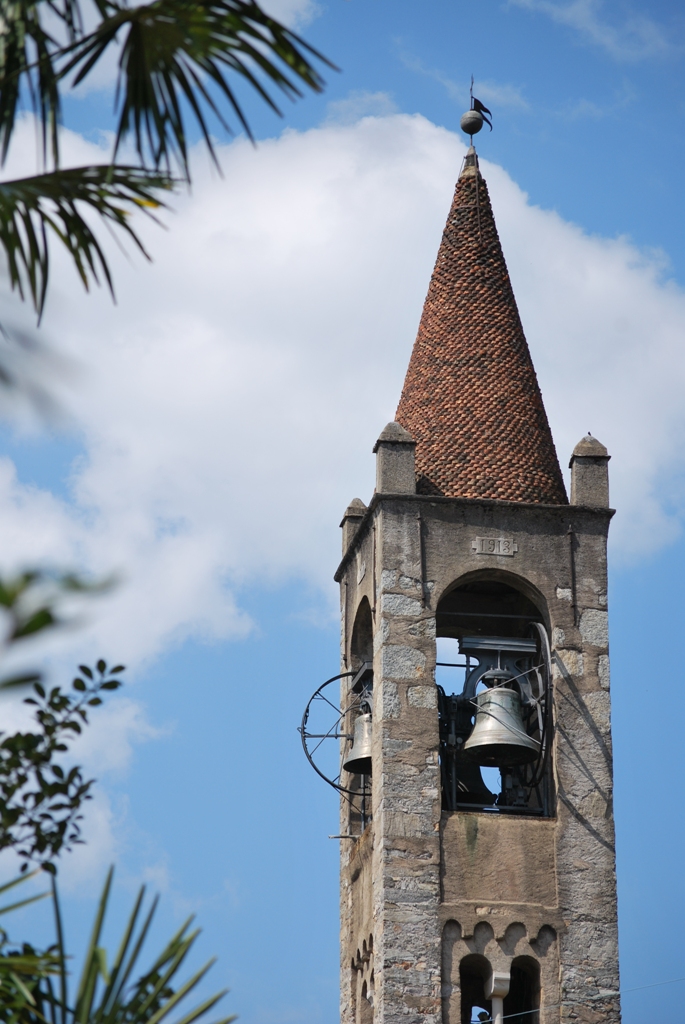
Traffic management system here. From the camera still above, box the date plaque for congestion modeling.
[472,536,518,556]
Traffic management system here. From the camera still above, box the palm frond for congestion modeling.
[0,0,85,167]
[67,871,235,1024]
[62,0,335,178]
[0,872,233,1024]
[0,164,173,316]
[0,0,59,166]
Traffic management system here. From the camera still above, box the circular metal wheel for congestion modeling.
[299,672,368,796]
[528,621,553,787]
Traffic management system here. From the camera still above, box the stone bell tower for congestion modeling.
[335,146,620,1024]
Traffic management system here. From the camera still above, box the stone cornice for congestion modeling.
[333,492,615,583]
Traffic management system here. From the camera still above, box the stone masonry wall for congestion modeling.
[338,494,620,1024]
[371,503,442,1024]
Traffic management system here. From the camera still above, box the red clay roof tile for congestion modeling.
[395,150,567,505]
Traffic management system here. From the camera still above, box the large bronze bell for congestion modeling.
[343,712,372,775]
[463,688,539,767]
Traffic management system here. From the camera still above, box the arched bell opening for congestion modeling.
[436,570,548,641]
[503,957,540,1024]
[435,572,554,817]
[350,597,373,672]
[458,954,491,1024]
[344,598,374,834]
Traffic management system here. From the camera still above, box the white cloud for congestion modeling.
[53,696,166,891]
[325,90,398,125]
[487,165,685,551]
[474,80,528,110]
[70,696,164,773]
[0,685,161,889]
[559,78,635,120]
[509,0,674,60]
[397,49,527,111]
[0,111,684,678]
[257,0,320,29]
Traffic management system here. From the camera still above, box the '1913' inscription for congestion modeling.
[472,536,518,556]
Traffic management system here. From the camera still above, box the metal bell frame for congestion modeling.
[299,662,373,796]
[526,621,554,794]
[300,626,554,810]
[437,622,553,812]
[466,626,551,773]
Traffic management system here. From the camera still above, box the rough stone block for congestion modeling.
[381,645,427,679]
[382,681,401,719]
[598,655,610,690]
[382,593,423,616]
[408,685,438,709]
[554,649,584,679]
[579,608,609,647]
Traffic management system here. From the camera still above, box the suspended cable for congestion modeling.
[468,970,685,1022]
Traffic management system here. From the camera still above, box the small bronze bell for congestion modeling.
[343,712,372,775]
[463,688,539,767]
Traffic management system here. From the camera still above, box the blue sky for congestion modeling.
[2,1,685,1023]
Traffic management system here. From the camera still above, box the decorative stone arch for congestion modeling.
[458,954,492,1024]
[503,955,540,1024]
[345,597,374,836]
[434,567,554,815]
[350,596,373,671]
[436,568,550,642]
[441,916,557,1024]
[441,920,462,1024]
[351,933,374,1024]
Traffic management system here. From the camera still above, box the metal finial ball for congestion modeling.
[460,109,483,136]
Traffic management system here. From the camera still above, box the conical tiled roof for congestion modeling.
[395,149,567,504]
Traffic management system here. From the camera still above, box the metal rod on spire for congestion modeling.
[460,80,493,245]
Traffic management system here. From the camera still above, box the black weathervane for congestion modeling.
[460,76,492,137]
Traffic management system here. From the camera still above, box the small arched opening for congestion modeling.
[459,954,491,1024]
[437,573,546,641]
[359,980,373,1024]
[503,957,540,1024]
[344,597,374,834]
[435,573,553,816]
[351,597,373,671]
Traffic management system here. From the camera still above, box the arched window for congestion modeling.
[458,955,491,1024]
[503,957,540,1024]
[359,981,373,1024]
[351,597,373,671]
[437,575,545,641]
[435,574,553,816]
[344,598,374,833]
[352,935,374,1024]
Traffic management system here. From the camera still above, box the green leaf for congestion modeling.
[62,0,335,180]
[12,608,55,639]
[73,678,86,691]
[0,0,66,167]
[78,666,93,680]
[0,647,124,868]
[0,165,173,316]
[0,672,43,689]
